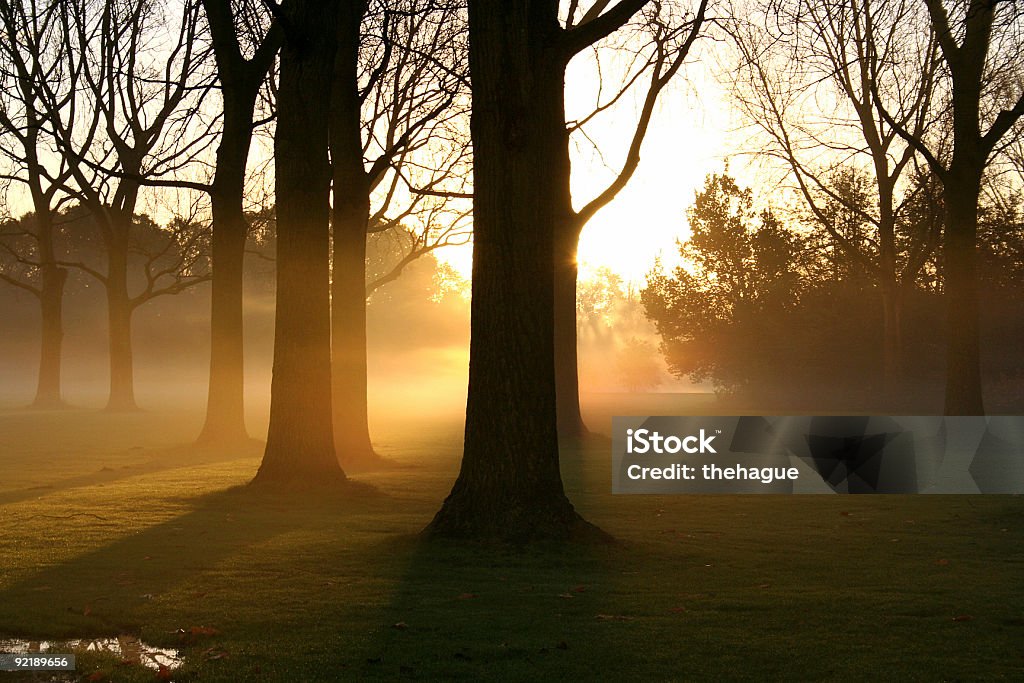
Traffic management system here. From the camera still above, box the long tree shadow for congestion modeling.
[346,535,631,681]
[0,440,265,506]
[0,482,388,644]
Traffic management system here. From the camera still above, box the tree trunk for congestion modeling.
[253,0,345,487]
[105,228,138,411]
[554,229,590,437]
[197,93,257,446]
[33,261,67,409]
[427,0,596,541]
[942,168,985,415]
[877,194,903,404]
[329,0,380,470]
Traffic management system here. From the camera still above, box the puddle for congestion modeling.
[0,636,181,671]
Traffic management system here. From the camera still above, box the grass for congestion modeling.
[0,408,1021,681]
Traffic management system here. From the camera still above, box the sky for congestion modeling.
[438,34,742,286]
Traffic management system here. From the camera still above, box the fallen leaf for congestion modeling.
[156,664,173,681]
[571,585,587,593]
[87,672,106,682]
[952,615,974,622]
[668,606,687,613]
[83,606,93,616]
[392,622,408,630]
[456,593,476,600]
[557,593,574,599]
[839,511,851,517]
[936,559,950,566]
[595,614,635,622]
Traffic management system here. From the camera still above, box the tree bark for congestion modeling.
[197,92,258,445]
[253,0,346,486]
[427,0,596,541]
[943,166,985,415]
[329,0,380,470]
[30,208,68,409]
[33,261,67,409]
[554,229,590,437]
[105,224,138,412]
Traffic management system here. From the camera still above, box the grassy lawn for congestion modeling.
[0,408,1021,681]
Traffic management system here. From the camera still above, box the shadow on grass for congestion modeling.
[0,440,266,507]
[0,482,391,643]
[345,534,633,681]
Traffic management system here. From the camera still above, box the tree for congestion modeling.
[426,0,635,540]
[874,0,1024,414]
[329,0,470,469]
[0,0,84,407]
[554,0,707,437]
[728,0,942,400]
[29,0,214,411]
[252,0,346,487]
[642,172,807,392]
[195,0,281,445]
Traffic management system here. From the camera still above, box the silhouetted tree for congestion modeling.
[29,0,214,411]
[426,0,640,540]
[554,0,707,437]
[195,0,281,445]
[252,0,346,486]
[874,0,1024,414]
[642,172,807,391]
[729,0,941,398]
[329,0,470,470]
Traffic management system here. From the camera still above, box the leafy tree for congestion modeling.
[642,172,807,392]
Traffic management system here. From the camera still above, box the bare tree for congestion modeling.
[727,0,942,401]
[426,0,689,540]
[30,0,216,411]
[330,0,470,469]
[554,0,708,437]
[195,0,281,445]
[0,0,77,407]
[873,0,1024,414]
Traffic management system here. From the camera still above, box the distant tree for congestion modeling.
[28,0,214,411]
[252,0,346,487]
[728,0,942,397]
[0,0,81,407]
[642,172,807,391]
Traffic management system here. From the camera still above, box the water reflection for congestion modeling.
[0,636,181,670]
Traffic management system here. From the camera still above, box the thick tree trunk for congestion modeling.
[253,0,345,486]
[33,262,67,409]
[427,0,596,541]
[942,168,985,415]
[329,0,380,470]
[105,230,138,412]
[197,94,257,446]
[554,230,590,437]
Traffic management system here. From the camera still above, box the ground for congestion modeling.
[0,399,1021,681]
